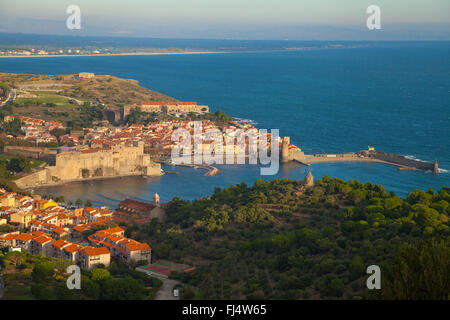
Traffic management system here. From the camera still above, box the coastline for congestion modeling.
[0,45,369,59]
[0,51,229,58]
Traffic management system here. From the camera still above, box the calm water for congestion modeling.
[1,42,449,207]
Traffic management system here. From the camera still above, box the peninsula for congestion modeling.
[0,72,440,192]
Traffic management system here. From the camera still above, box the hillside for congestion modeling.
[0,73,175,106]
[127,177,450,300]
[0,73,176,126]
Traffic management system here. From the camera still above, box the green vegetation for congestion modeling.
[371,237,449,299]
[0,82,10,99]
[212,110,233,122]
[126,177,449,299]
[14,92,71,107]
[0,118,23,136]
[0,248,162,300]
[66,102,105,128]
[0,154,42,193]
[0,154,43,176]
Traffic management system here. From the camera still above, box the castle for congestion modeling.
[123,101,209,118]
[280,136,306,163]
[15,142,162,188]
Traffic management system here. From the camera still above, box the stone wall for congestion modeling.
[3,146,57,165]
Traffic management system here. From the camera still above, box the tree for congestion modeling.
[181,286,195,300]
[379,238,450,300]
[55,282,77,300]
[75,198,82,208]
[91,268,110,281]
[349,256,365,280]
[102,277,144,300]
[85,199,92,207]
[327,278,344,297]
[6,251,24,267]
[7,157,32,173]
[32,261,55,282]
[81,276,100,299]
[31,283,54,300]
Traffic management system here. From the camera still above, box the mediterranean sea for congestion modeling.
[0,41,448,207]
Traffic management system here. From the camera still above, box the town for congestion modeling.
[0,188,164,270]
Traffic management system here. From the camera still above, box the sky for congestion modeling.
[0,0,449,40]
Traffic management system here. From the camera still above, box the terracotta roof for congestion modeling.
[0,233,17,240]
[125,242,150,252]
[32,235,54,245]
[32,230,49,237]
[15,233,35,241]
[52,239,70,249]
[101,226,124,234]
[118,198,155,212]
[63,243,83,253]
[81,246,110,256]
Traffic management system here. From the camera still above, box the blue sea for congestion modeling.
[0,41,449,207]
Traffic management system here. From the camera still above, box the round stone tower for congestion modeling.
[281,137,290,163]
[153,193,160,207]
[433,161,439,175]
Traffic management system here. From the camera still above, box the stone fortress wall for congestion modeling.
[123,101,209,119]
[14,142,162,188]
[280,136,438,173]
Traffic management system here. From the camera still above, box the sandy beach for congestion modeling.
[0,51,228,58]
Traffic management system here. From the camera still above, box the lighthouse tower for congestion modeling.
[153,193,160,207]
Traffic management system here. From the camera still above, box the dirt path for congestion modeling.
[0,89,16,107]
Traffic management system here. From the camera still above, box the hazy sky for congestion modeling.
[1,0,449,40]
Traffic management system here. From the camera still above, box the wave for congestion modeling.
[404,155,429,163]
[234,117,258,125]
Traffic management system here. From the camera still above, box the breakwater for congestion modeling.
[288,148,438,174]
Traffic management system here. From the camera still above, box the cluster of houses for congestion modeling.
[83,119,277,157]
[3,115,67,145]
[2,113,282,159]
[0,188,156,270]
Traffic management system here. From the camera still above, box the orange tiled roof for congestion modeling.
[125,242,151,252]
[15,233,35,241]
[80,246,110,256]
[101,226,124,234]
[52,239,70,249]
[32,235,54,244]
[63,243,83,253]
[0,233,17,240]
[31,230,48,237]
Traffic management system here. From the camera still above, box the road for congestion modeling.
[155,277,181,300]
[0,88,16,107]
[137,268,181,300]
